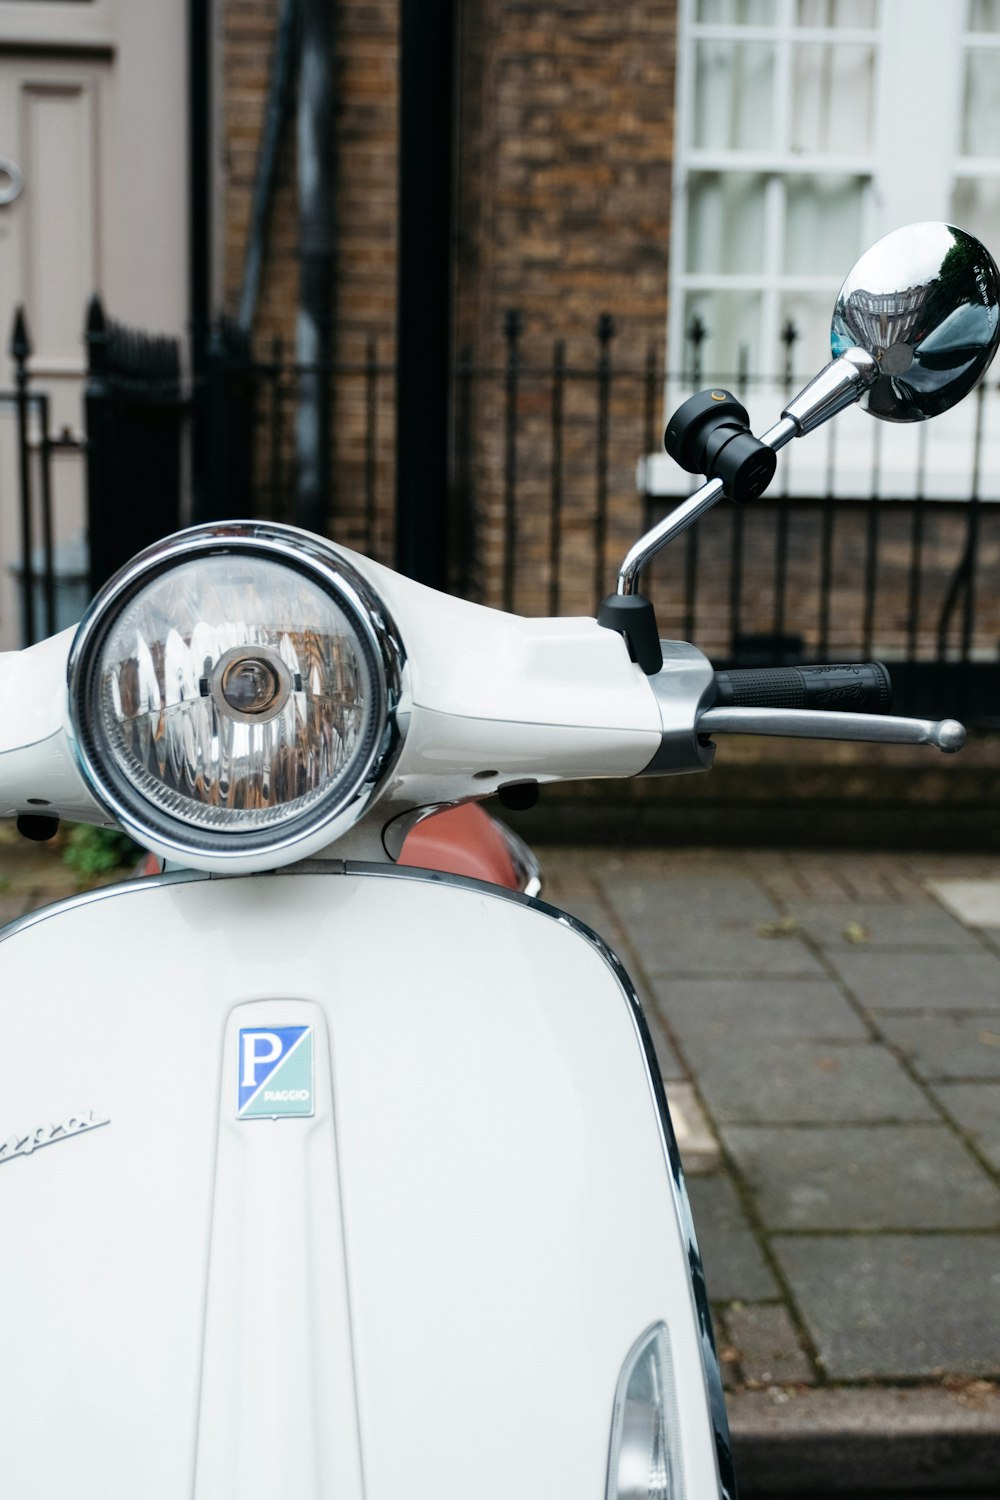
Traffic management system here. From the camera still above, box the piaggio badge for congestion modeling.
[238,1026,315,1120]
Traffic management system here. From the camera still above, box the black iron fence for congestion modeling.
[0,310,80,643]
[3,303,1000,727]
[83,295,183,594]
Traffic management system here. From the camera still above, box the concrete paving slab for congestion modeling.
[927,877,1000,928]
[816,853,927,902]
[771,1234,1000,1380]
[875,1011,1000,1081]
[722,1123,1000,1230]
[727,1384,1000,1496]
[595,870,781,925]
[710,1308,742,1391]
[664,1080,721,1173]
[681,1037,938,1125]
[930,1081,1000,1173]
[781,898,980,950]
[613,917,827,979]
[831,947,1000,1011]
[652,976,869,1044]
[686,1173,779,1302]
[724,1302,817,1387]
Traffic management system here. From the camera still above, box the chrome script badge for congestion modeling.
[0,1110,110,1166]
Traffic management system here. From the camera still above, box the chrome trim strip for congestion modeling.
[336,859,737,1500]
[0,869,210,945]
[380,802,455,863]
[494,817,543,898]
[382,805,544,897]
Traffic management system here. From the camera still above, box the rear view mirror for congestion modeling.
[831,222,1000,422]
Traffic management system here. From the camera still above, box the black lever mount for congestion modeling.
[597,390,780,676]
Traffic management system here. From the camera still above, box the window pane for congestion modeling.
[784,175,866,275]
[682,290,762,378]
[693,41,777,150]
[687,173,767,273]
[968,0,1000,33]
[963,53,1000,155]
[791,43,876,154]
[696,0,778,22]
[797,0,877,25]
[951,178,1000,254]
[778,293,836,377]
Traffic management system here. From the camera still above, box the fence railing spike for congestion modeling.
[86,293,106,336]
[9,306,31,365]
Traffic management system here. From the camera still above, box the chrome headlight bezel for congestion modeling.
[66,522,406,870]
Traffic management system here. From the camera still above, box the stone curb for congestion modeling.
[728,1385,1000,1494]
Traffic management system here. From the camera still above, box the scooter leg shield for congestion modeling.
[0,867,730,1500]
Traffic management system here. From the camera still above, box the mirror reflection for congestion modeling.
[830,222,1000,421]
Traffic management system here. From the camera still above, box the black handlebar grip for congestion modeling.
[712,662,892,714]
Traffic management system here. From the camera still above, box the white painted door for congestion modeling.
[0,0,189,650]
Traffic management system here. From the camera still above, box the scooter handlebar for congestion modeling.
[700,658,965,752]
[711,661,892,715]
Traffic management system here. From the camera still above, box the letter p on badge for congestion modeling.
[238,1025,314,1119]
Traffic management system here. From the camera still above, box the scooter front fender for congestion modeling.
[0,866,732,1500]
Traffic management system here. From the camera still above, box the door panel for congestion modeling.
[0,58,104,648]
[21,76,99,367]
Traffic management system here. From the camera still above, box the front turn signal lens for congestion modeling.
[607,1323,683,1500]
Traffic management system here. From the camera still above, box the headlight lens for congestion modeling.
[607,1324,684,1500]
[68,525,404,867]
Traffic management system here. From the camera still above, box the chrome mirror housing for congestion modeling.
[831,222,1000,423]
[612,223,1000,635]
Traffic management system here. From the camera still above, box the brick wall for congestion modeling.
[456,2,677,612]
[219,1,678,599]
[457,2,676,352]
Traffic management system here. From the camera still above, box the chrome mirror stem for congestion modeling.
[780,347,879,437]
[615,350,878,598]
[616,476,724,596]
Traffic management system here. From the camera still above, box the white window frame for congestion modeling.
[645,0,1000,505]
[668,0,999,380]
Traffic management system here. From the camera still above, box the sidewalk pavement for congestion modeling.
[3,832,999,1492]
[539,843,1000,1494]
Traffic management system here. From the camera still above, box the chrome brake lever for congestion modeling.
[696,706,966,754]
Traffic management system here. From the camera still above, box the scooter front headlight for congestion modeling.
[67,523,404,871]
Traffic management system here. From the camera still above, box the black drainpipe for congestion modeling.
[238,0,302,334]
[295,0,336,535]
[395,0,457,588]
[189,0,213,519]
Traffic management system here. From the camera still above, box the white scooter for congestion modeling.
[0,224,995,1500]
